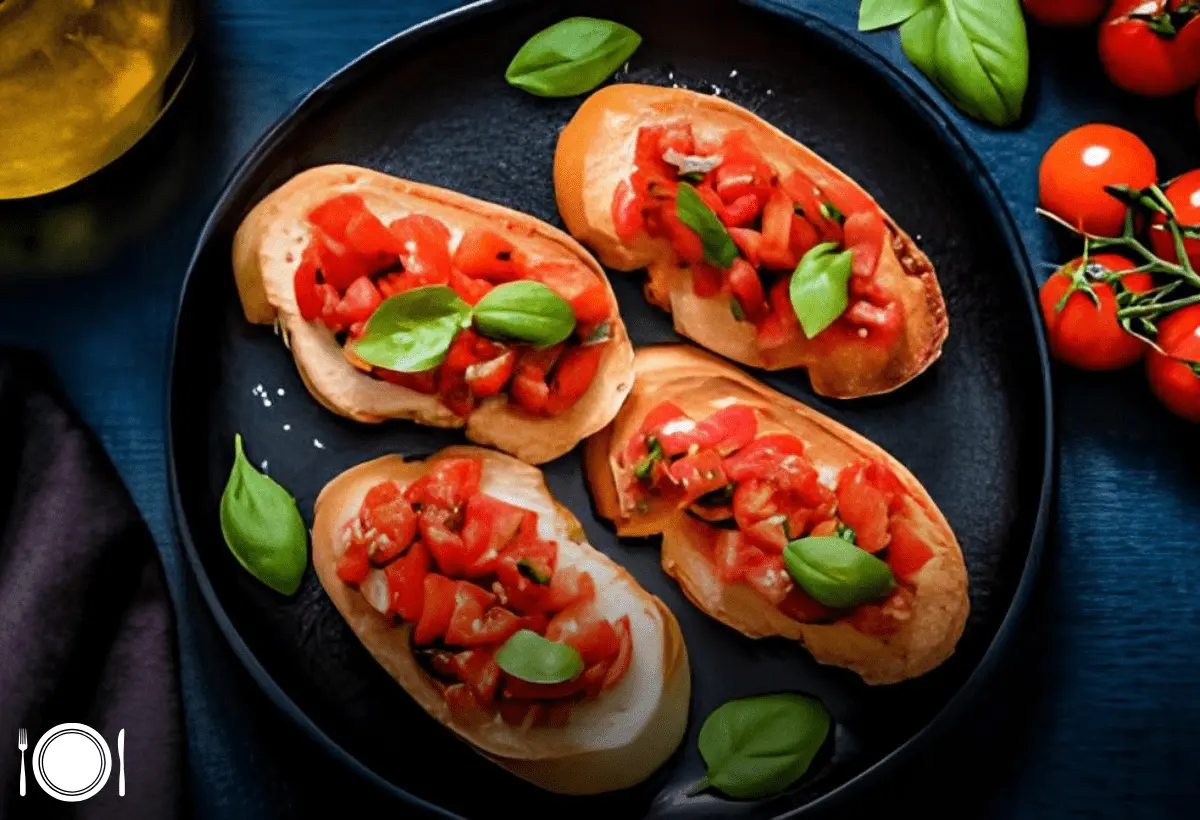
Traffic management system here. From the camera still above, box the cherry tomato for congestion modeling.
[1022,0,1107,26]
[1146,304,1200,422]
[1039,254,1154,370]
[1039,124,1158,236]
[1099,0,1200,98]
[1149,169,1200,270]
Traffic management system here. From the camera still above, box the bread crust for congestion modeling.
[555,84,948,399]
[584,346,968,684]
[312,446,691,793]
[233,164,636,464]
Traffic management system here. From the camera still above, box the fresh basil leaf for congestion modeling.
[472,280,577,346]
[495,629,585,684]
[635,437,665,481]
[680,171,707,184]
[730,299,746,322]
[789,242,854,339]
[517,560,552,585]
[677,182,738,269]
[819,201,846,226]
[695,693,831,799]
[859,0,935,31]
[219,434,307,596]
[784,536,895,609]
[506,17,642,98]
[900,0,1029,127]
[352,286,472,373]
[584,320,613,345]
[836,523,858,544]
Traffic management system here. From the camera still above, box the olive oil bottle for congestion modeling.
[0,0,194,200]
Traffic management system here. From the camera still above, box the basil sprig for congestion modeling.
[506,17,642,98]
[677,182,738,269]
[351,283,577,373]
[859,0,1029,128]
[694,694,831,799]
[783,536,895,609]
[473,280,576,346]
[789,242,854,339]
[495,629,585,684]
[219,435,308,596]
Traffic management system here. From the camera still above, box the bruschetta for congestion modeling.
[585,346,968,685]
[312,446,690,794]
[233,164,635,464]
[555,84,948,399]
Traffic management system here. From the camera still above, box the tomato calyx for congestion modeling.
[1126,4,1200,36]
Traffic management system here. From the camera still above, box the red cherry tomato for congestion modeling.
[1099,0,1200,98]
[1039,124,1158,237]
[1150,170,1200,271]
[1022,0,1107,26]
[1146,304,1200,422]
[1038,254,1155,370]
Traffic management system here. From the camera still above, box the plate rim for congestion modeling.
[31,722,113,802]
[165,1,1056,817]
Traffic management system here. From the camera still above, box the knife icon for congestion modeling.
[118,729,125,797]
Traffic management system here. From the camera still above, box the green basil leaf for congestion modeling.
[505,17,642,98]
[858,0,935,31]
[517,559,552,585]
[836,522,858,544]
[635,436,665,481]
[696,693,831,799]
[900,0,1029,127]
[472,280,577,346]
[351,286,472,373]
[495,629,585,684]
[677,182,738,269]
[789,242,854,339]
[219,434,308,596]
[783,536,895,609]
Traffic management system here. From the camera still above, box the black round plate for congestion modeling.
[168,1,1053,818]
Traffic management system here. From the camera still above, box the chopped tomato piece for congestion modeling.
[345,208,404,258]
[816,175,877,222]
[760,188,799,270]
[545,343,605,416]
[377,270,447,297]
[602,616,633,690]
[887,518,934,583]
[510,344,562,415]
[659,123,696,156]
[660,206,707,266]
[696,182,727,218]
[625,401,690,461]
[845,587,913,637]
[314,230,380,292]
[453,227,520,282]
[386,541,430,621]
[715,530,764,583]
[545,565,596,611]
[406,458,482,509]
[728,258,768,322]
[721,194,761,228]
[294,244,324,321]
[420,508,472,576]
[442,683,480,712]
[744,556,792,605]
[503,674,586,701]
[613,178,645,243]
[454,649,501,703]
[668,449,729,506]
[780,171,825,229]
[335,276,383,326]
[414,573,457,645]
[464,350,515,399]
[365,497,417,564]
[307,194,366,240]
[526,260,611,325]
[809,519,839,538]
[389,214,453,283]
[790,215,820,259]
[447,603,521,647]
[836,466,891,553]
[778,588,833,623]
[546,605,622,666]
[377,367,437,394]
[450,270,493,305]
[743,516,789,553]
[690,262,723,298]
[460,494,529,575]
[843,210,886,278]
[757,278,802,351]
[714,157,772,204]
[733,479,779,528]
[728,227,763,267]
[724,434,808,481]
[495,533,557,614]
[335,539,371,585]
[691,406,759,456]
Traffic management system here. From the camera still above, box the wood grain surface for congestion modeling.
[0,1,1196,818]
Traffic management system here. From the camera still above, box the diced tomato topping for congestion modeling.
[450,270,494,305]
[744,556,792,605]
[526,259,612,326]
[778,588,833,623]
[721,194,761,228]
[743,516,789,553]
[759,188,799,271]
[453,227,520,282]
[668,449,729,506]
[692,405,759,455]
[757,278,802,351]
[843,210,886,279]
[780,171,825,229]
[335,276,383,326]
[447,602,522,647]
[659,123,696,156]
[510,344,561,415]
[454,649,502,703]
[612,178,645,244]
[660,206,707,266]
[728,227,763,267]
[377,367,438,394]
[733,479,778,529]
[715,530,761,583]
[544,343,605,416]
[443,683,481,712]
[335,539,371,585]
[503,674,587,701]
[414,573,457,645]
[690,262,723,298]
[602,616,633,690]
[494,532,557,615]
[389,214,453,283]
[314,230,381,292]
[307,194,366,240]
[790,214,820,259]
[294,244,324,321]
[724,434,808,481]
[364,495,417,564]
[887,517,934,583]
[545,565,596,611]
[815,174,877,223]
[464,349,516,399]
[728,258,768,322]
[836,465,891,553]
[385,541,430,621]
[460,494,529,576]
[845,587,914,637]
[546,604,622,666]
[345,208,404,258]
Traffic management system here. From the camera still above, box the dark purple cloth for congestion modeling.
[0,352,185,819]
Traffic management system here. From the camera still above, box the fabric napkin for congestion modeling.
[0,351,184,819]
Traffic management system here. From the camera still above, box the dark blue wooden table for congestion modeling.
[1,1,1197,817]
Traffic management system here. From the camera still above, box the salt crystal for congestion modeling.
[277,388,285,396]
[260,460,269,472]
[729,69,738,78]
[283,424,291,432]
[313,439,325,449]
[263,399,272,408]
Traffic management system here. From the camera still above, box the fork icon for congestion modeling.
[17,728,27,797]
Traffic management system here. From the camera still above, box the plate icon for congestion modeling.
[31,724,111,802]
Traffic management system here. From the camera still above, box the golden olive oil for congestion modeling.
[0,0,192,199]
